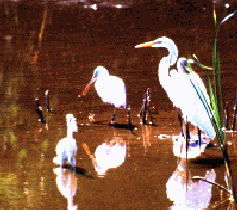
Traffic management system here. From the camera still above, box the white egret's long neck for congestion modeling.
[67,126,73,139]
[158,46,178,88]
[158,57,170,88]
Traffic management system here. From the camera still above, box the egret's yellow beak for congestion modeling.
[135,41,155,48]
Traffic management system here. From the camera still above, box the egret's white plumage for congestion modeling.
[53,114,78,167]
[94,66,126,108]
[83,66,126,108]
[136,37,215,139]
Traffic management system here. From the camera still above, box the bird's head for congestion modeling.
[135,37,178,66]
[66,114,78,132]
[83,66,109,96]
[177,58,195,73]
[91,66,109,83]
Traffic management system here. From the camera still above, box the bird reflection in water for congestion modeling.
[53,114,78,168]
[172,137,209,159]
[166,138,215,209]
[53,168,78,210]
[83,137,127,177]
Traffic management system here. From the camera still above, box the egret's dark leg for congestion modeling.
[198,127,202,146]
[111,105,116,125]
[185,116,190,143]
[177,108,184,137]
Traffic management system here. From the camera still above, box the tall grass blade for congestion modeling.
[212,9,237,201]
[217,52,224,127]
[190,9,237,200]
[214,7,217,27]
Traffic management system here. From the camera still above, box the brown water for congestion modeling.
[1,1,237,209]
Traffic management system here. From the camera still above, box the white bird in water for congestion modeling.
[83,66,127,123]
[135,37,215,139]
[53,114,78,167]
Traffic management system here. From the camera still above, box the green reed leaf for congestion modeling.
[214,8,217,26]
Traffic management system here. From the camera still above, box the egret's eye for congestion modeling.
[94,70,99,77]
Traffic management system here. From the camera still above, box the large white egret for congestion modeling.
[83,66,127,123]
[135,37,215,139]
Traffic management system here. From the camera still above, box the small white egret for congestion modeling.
[53,114,78,167]
[83,66,127,123]
[135,37,215,139]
